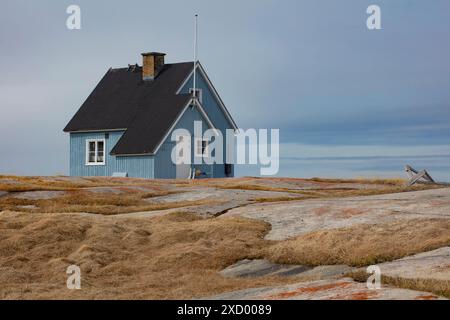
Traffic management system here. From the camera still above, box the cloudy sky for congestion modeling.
[1,0,450,179]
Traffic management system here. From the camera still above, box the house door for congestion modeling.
[175,135,191,179]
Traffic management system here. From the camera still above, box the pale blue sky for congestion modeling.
[1,0,450,179]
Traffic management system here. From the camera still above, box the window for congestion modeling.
[195,138,209,158]
[189,88,203,103]
[86,139,106,165]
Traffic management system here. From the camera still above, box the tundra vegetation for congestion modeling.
[0,175,448,299]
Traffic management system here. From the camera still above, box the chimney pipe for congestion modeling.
[141,52,166,81]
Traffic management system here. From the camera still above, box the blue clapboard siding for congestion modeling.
[154,141,176,179]
[155,104,211,178]
[69,131,154,178]
[115,155,154,178]
[180,70,235,178]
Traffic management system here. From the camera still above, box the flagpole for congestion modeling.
[193,14,198,101]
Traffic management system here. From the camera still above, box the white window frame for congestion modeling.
[189,88,203,103]
[194,138,209,158]
[85,139,106,166]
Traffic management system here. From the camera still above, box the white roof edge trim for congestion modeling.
[152,99,193,155]
[152,98,220,156]
[194,99,219,135]
[175,62,238,130]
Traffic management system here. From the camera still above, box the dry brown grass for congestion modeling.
[0,176,107,192]
[0,212,450,299]
[0,175,171,192]
[308,177,408,186]
[1,210,449,299]
[1,175,449,299]
[3,175,437,215]
[0,211,297,299]
[261,218,450,267]
[214,177,438,193]
[349,270,450,298]
[204,176,408,189]
[0,191,214,215]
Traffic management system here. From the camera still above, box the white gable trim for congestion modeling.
[151,98,218,155]
[197,63,238,130]
[194,99,218,134]
[176,62,238,130]
[152,100,192,155]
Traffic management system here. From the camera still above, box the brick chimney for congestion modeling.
[141,52,166,81]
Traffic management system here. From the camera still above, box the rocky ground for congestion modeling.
[0,175,449,299]
[223,188,450,240]
[206,278,445,300]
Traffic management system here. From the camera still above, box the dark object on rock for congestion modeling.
[405,165,435,186]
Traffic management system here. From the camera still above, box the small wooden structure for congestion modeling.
[405,165,435,186]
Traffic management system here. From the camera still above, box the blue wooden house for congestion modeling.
[64,52,237,179]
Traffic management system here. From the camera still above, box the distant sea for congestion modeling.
[236,154,450,182]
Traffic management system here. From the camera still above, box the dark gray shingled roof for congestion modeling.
[63,62,194,155]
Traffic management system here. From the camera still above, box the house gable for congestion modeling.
[176,65,237,178]
[177,63,238,132]
[154,102,213,178]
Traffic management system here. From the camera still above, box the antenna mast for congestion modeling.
[193,14,198,101]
